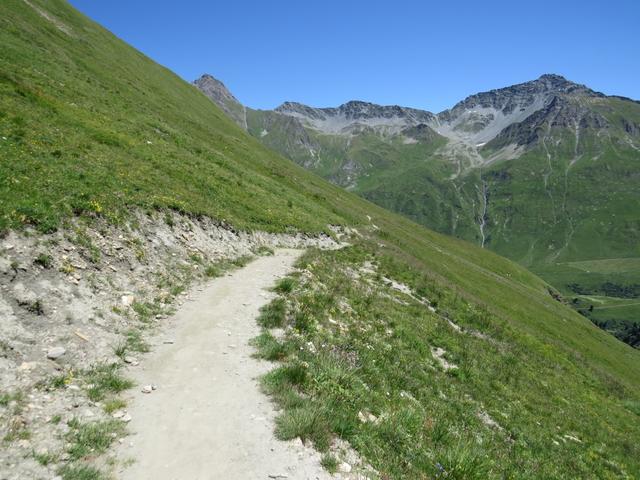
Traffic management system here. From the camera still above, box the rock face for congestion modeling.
[434,74,608,148]
[275,100,436,135]
[486,94,608,149]
[193,74,247,128]
[439,74,600,124]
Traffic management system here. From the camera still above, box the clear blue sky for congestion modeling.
[69,0,639,112]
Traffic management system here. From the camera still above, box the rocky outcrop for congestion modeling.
[275,100,436,135]
[438,74,602,123]
[401,123,441,143]
[194,74,247,128]
[486,95,609,149]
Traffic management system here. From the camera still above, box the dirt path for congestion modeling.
[115,249,333,480]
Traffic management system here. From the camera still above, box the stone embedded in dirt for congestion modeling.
[338,462,352,473]
[124,356,139,366]
[121,295,134,307]
[122,413,132,423]
[112,411,125,419]
[141,385,153,394]
[46,346,66,360]
[358,410,379,424]
[18,361,38,371]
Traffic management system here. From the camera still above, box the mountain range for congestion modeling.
[195,73,640,345]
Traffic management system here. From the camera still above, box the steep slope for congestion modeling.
[1,1,640,479]
[197,74,640,345]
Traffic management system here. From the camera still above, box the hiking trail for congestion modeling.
[115,249,334,480]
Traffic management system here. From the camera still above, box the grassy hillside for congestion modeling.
[0,0,357,234]
[1,1,640,478]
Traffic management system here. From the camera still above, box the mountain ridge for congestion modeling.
[195,72,623,151]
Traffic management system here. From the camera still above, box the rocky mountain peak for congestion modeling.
[534,73,601,96]
[194,74,246,128]
[432,74,605,146]
[194,74,240,105]
[440,74,600,120]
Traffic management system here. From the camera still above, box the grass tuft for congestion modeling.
[274,406,332,451]
[320,453,339,473]
[34,253,53,268]
[252,332,289,361]
[83,363,133,402]
[274,277,297,294]
[255,246,275,256]
[66,419,125,460]
[257,298,287,328]
[58,464,108,480]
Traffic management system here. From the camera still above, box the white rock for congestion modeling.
[18,361,38,371]
[338,462,352,473]
[124,356,139,366]
[121,295,134,307]
[141,385,153,394]
[47,347,66,360]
